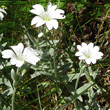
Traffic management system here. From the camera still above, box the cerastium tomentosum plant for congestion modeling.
[30,2,104,109]
[0,1,106,109]
[30,2,66,97]
[73,42,103,110]
[1,43,40,110]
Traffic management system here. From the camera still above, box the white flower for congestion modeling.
[75,42,103,64]
[0,8,7,20]
[1,43,40,67]
[38,32,44,38]
[30,2,65,30]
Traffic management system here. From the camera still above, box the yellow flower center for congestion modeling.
[85,54,91,58]
[17,56,24,61]
[43,13,50,21]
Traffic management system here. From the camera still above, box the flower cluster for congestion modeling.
[30,2,65,30]
[75,42,103,64]
[2,43,40,67]
[1,2,104,67]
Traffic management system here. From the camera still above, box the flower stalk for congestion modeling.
[12,87,16,110]
[43,27,59,95]
[74,72,81,110]
[57,0,60,8]
[37,85,42,110]
[74,65,85,110]
[53,47,59,95]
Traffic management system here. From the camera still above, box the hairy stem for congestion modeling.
[12,87,16,110]
[37,85,42,110]
[74,65,85,110]
[57,0,60,8]
[53,48,59,95]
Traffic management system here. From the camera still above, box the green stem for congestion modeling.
[53,48,57,75]
[12,87,16,110]
[43,28,59,95]
[53,48,59,95]
[37,85,42,110]
[11,68,20,110]
[74,65,85,110]
[57,0,60,8]
[43,28,53,48]
[74,72,81,110]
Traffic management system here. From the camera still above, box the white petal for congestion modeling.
[81,42,89,53]
[36,19,45,27]
[0,12,4,20]
[0,8,7,14]
[82,42,88,48]
[79,55,86,60]
[98,52,103,57]
[10,58,24,67]
[31,4,44,16]
[47,2,57,13]
[85,59,91,64]
[93,46,99,52]
[11,43,24,57]
[75,52,83,56]
[46,21,53,30]
[25,56,40,65]
[23,47,35,56]
[30,9,44,16]
[51,9,65,19]
[23,47,40,65]
[33,4,44,10]
[10,57,17,65]
[1,50,15,58]
[77,45,83,51]
[47,2,52,9]
[91,58,96,64]
[51,19,58,29]
[88,43,94,49]
[31,16,45,27]
[95,52,103,59]
[31,16,40,25]
[30,9,39,15]
[16,60,24,67]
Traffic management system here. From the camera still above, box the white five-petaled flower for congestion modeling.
[75,42,103,64]
[0,8,7,20]
[1,43,40,67]
[30,2,65,30]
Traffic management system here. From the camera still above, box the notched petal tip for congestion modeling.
[1,50,15,59]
